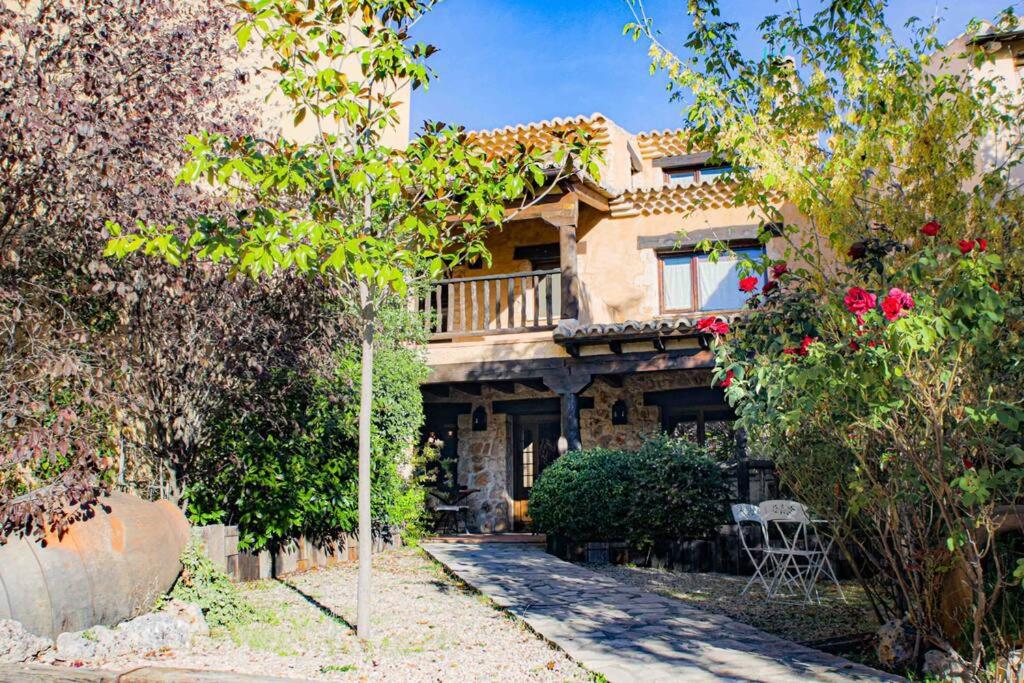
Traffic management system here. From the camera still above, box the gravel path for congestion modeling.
[79,548,590,681]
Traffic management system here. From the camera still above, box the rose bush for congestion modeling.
[627,0,1024,675]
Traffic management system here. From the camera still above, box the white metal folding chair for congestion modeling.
[806,518,847,602]
[731,504,773,595]
[759,500,825,602]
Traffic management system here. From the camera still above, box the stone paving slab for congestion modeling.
[423,542,905,683]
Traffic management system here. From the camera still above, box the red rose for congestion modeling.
[881,296,902,321]
[849,340,860,351]
[991,282,1001,292]
[844,287,877,318]
[921,221,940,237]
[847,242,867,260]
[739,276,759,293]
[977,238,987,252]
[959,239,975,255]
[763,280,779,293]
[962,456,975,470]
[888,287,915,310]
[719,369,735,388]
[880,288,913,322]
[697,316,730,335]
[771,263,788,278]
[784,336,815,357]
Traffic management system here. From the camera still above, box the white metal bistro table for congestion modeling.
[759,500,847,603]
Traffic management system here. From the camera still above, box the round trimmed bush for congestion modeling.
[528,434,730,544]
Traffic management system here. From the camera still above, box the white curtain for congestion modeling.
[697,254,747,311]
[662,256,693,310]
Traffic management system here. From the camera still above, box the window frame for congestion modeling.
[665,164,733,186]
[657,243,765,315]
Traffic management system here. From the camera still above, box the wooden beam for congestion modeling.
[424,349,714,384]
[608,340,623,355]
[516,378,549,393]
[504,191,574,225]
[653,336,666,352]
[451,383,482,396]
[542,370,593,396]
[493,397,593,416]
[598,374,624,388]
[421,384,450,399]
[488,381,516,395]
[567,184,610,213]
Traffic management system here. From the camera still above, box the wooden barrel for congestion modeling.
[0,493,189,638]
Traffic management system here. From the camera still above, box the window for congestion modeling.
[666,165,732,186]
[663,408,739,462]
[521,433,534,489]
[659,246,764,313]
[667,170,697,187]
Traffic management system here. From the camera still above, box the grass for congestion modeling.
[589,563,878,644]
[221,581,353,659]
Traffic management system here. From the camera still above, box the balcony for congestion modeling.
[419,269,563,340]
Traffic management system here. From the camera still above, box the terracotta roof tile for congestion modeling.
[554,313,745,342]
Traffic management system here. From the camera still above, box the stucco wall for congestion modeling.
[429,368,715,532]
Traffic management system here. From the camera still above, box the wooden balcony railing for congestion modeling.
[418,269,562,340]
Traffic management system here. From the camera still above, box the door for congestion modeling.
[511,414,561,531]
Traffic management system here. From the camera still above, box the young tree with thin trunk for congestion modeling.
[107,0,599,638]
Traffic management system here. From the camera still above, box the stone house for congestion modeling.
[417,114,792,533]
[418,23,1024,534]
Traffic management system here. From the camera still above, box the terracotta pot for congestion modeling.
[938,505,1024,643]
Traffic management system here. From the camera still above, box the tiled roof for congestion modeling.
[554,314,744,342]
[634,129,691,159]
[468,112,614,159]
[609,178,748,217]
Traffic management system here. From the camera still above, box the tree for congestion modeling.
[108,0,599,638]
[626,0,1024,675]
[0,0,346,541]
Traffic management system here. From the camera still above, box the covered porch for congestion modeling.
[419,340,738,533]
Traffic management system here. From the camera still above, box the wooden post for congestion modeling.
[537,192,580,322]
[544,369,590,455]
[559,391,582,454]
[558,222,579,320]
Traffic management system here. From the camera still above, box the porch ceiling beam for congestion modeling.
[565,183,610,213]
[488,381,516,395]
[516,378,549,393]
[450,383,482,396]
[597,374,624,388]
[423,349,714,384]
[421,384,450,399]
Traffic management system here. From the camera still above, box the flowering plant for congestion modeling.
[627,0,1024,671]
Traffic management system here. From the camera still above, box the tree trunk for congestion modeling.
[356,283,374,639]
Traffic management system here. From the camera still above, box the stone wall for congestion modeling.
[427,368,715,533]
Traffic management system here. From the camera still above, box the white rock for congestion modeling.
[922,648,969,681]
[875,619,913,668]
[0,619,53,663]
[54,602,208,662]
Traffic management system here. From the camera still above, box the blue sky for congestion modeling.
[409,0,1014,134]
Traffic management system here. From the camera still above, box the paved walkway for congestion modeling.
[423,542,903,683]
